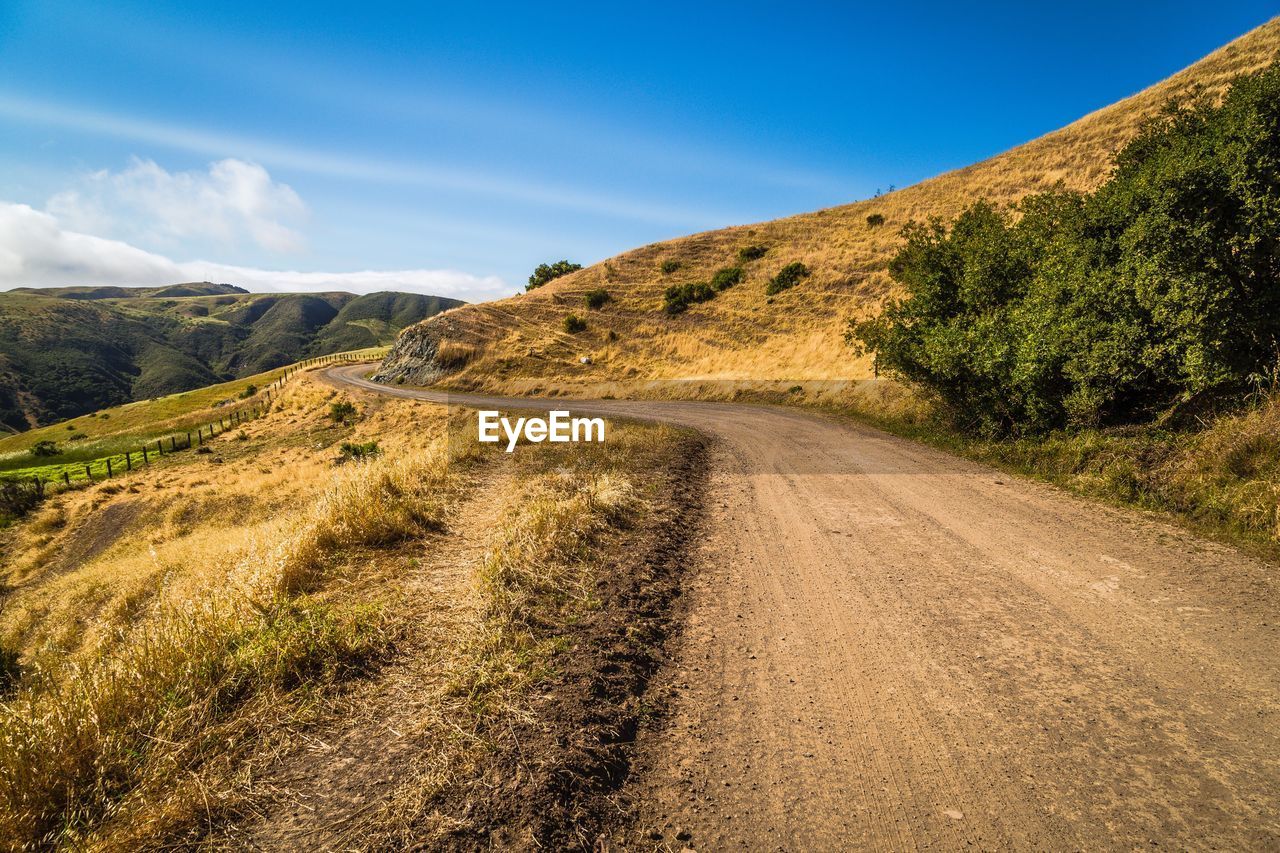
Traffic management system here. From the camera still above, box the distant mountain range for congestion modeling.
[0,282,463,431]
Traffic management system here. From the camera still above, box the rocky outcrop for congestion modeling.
[372,315,462,386]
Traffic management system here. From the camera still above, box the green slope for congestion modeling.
[0,284,464,431]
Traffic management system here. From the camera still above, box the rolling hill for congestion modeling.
[376,17,1280,397]
[0,285,463,430]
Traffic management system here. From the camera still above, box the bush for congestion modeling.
[710,267,742,290]
[583,288,611,309]
[29,440,59,458]
[562,314,588,333]
[765,262,810,295]
[866,213,885,228]
[329,401,358,423]
[0,645,18,694]
[664,282,716,315]
[738,244,769,262]
[337,440,381,463]
[240,384,258,399]
[849,60,1280,437]
[68,433,87,442]
[527,260,582,291]
[0,479,43,521]
[660,259,681,274]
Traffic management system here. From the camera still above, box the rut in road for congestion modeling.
[325,363,1280,849]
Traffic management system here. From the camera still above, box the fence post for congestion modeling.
[158,439,164,456]
[63,471,71,486]
[106,458,112,477]
[84,465,92,482]
[125,451,132,471]
[34,476,43,499]
[197,429,203,445]
[186,431,192,448]
[170,436,177,452]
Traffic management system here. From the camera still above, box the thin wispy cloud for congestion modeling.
[40,6,849,196]
[0,92,736,229]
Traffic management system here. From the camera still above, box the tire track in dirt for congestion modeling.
[325,363,1280,849]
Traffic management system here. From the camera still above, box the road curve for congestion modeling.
[324,363,1280,849]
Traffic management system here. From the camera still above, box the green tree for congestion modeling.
[527,260,583,291]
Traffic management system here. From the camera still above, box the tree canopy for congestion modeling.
[527,260,583,291]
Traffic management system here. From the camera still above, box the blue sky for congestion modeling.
[0,1,1275,301]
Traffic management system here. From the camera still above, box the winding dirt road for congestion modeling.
[326,363,1280,849]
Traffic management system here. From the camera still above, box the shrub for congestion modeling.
[0,645,18,694]
[738,244,769,262]
[240,384,258,399]
[29,440,59,458]
[329,401,358,423]
[849,59,1280,437]
[68,433,87,441]
[337,440,381,463]
[527,260,582,291]
[0,479,43,520]
[660,259,681,274]
[866,213,885,228]
[664,282,716,315]
[583,288,611,309]
[710,267,743,290]
[765,262,810,295]
[562,314,587,333]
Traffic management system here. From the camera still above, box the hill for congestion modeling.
[0,285,463,430]
[377,18,1280,396]
[7,282,249,300]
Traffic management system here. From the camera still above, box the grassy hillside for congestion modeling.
[0,372,701,847]
[378,17,1280,395]
[0,286,463,430]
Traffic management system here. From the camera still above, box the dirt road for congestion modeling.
[326,364,1280,849]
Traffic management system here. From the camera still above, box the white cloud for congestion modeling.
[46,157,307,253]
[0,202,507,301]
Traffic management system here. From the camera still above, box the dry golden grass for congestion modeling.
[383,18,1280,394]
[0,370,690,849]
[334,418,682,850]
[0,375,458,848]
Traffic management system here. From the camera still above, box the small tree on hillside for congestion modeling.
[527,260,583,291]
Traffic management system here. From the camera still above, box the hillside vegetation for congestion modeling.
[377,17,1280,395]
[0,285,462,431]
[0,371,702,847]
[852,60,1280,437]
